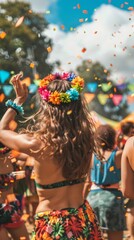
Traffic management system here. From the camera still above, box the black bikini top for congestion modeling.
[35,177,86,190]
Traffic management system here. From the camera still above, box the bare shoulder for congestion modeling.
[125,136,134,147]
[123,137,134,155]
[122,136,134,171]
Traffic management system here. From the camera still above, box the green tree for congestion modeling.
[0,0,53,78]
[77,60,129,121]
[77,61,110,85]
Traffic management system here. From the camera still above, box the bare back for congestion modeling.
[32,148,86,213]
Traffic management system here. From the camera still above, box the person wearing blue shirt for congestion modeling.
[87,124,126,240]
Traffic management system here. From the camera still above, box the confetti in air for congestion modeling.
[0,31,6,39]
[81,48,87,53]
[30,63,35,68]
[15,16,25,27]
[47,47,52,53]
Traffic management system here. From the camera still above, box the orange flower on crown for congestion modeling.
[38,72,85,104]
[49,91,61,105]
[71,76,84,88]
[40,74,55,87]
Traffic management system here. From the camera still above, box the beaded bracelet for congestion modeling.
[5,100,24,115]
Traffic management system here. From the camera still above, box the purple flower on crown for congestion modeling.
[67,72,76,81]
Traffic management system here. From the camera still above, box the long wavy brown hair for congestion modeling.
[22,79,96,179]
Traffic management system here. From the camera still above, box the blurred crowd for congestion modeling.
[0,120,134,240]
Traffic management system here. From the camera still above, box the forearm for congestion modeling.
[0,108,17,130]
[0,98,23,130]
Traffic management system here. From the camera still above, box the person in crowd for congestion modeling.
[117,121,134,240]
[0,144,29,240]
[0,72,103,240]
[87,124,126,240]
[121,136,134,240]
[117,121,134,150]
[10,151,38,224]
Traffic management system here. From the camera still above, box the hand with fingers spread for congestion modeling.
[11,72,28,105]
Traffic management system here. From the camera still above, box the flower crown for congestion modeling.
[38,72,84,105]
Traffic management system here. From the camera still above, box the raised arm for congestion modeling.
[0,129,39,155]
[0,72,27,130]
[121,137,134,199]
[0,73,41,155]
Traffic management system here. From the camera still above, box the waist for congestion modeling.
[36,200,90,217]
[36,183,84,213]
[91,182,119,190]
[36,197,85,214]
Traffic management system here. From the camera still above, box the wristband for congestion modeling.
[5,99,24,115]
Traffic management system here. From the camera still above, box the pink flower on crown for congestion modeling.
[38,86,47,94]
[38,88,50,101]
[62,72,70,80]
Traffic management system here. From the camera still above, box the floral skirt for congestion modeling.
[32,200,103,240]
[87,189,126,231]
[0,200,23,228]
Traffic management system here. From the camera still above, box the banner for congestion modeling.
[112,94,123,106]
[127,84,134,92]
[101,83,112,92]
[3,85,13,96]
[34,79,41,86]
[84,93,95,103]
[0,70,10,84]
[29,84,38,94]
[127,95,134,103]
[86,82,98,93]
[97,94,108,105]
[22,77,31,86]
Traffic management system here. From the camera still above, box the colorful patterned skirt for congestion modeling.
[87,189,126,231]
[32,200,103,240]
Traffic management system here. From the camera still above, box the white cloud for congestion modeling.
[0,0,56,12]
[26,0,56,12]
[45,4,134,82]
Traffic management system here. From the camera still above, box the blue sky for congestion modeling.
[46,0,134,31]
[0,0,133,112]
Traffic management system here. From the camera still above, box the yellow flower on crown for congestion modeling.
[38,72,85,104]
[71,76,84,88]
[49,91,61,105]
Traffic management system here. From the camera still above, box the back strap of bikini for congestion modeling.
[35,177,86,189]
